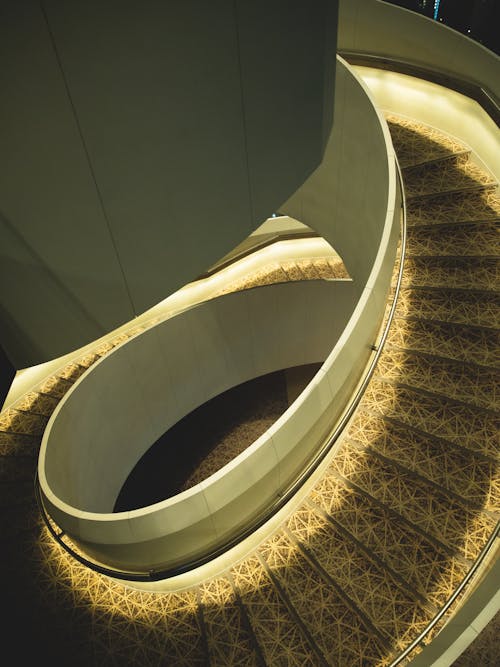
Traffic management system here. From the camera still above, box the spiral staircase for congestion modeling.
[1,107,498,665]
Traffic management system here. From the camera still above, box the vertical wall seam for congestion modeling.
[39,1,137,317]
[233,1,256,227]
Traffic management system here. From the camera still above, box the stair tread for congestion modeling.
[362,377,498,459]
[302,495,469,610]
[406,187,500,226]
[403,155,494,199]
[406,221,500,257]
[400,255,499,291]
[396,286,500,328]
[388,316,500,367]
[386,115,467,167]
[347,411,499,512]
[330,442,496,560]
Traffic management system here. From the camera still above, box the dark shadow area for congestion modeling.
[114,364,321,512]
[0,342,15,409]
[383,0,500,54]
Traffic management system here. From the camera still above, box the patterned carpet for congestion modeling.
[1,116,498,666]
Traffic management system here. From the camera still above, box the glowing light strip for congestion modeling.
[433,0,441,21]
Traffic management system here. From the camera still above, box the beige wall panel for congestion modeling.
[0,1,135,367]
[40,0,337,315]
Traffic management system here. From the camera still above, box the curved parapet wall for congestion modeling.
[354,67,500,184]
[281,56,398,291]
[38,56,400,574]
[338,0,500,103]
[40,279,357,571]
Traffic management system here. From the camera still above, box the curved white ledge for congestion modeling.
[38,56,400,573]
[338,0,499,101]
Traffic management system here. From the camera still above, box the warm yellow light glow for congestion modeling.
[354,66,500,182]
[3,114,498,667]
[3,229,341,411]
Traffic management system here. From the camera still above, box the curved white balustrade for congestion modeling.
[355,65,500,183]
[38,56,400,573]
[338,0,499,101]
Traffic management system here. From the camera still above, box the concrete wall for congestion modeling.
[0,0,337,368]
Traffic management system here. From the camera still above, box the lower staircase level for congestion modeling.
[1,117,498,666]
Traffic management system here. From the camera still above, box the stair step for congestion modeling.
[361,378,498,459]
[375,347,498,411]
[13,392,60,418]
[406,221,500,257]
[297,259,320,280]
[301,491,469,609]
[73,352,103,369]
[400,149,471,171]
[280,521,434,655]
[295,504,432,608]
[281,260,305,281]
[231,555,326,667]
[330,441,496,561]
[396,286,500,329]
[403,155,494,199]
[312,256,349,279]
[216,257,349,296]
[407,184,496,205]
[400,256,499,291]
[199,577,265,666]
[346,413,498,512]
[140,590,206,666]
[406,186,500,226]
[257,533,390,664]
[37,375,74,400]
[0,408,48,437]
[57,362,89,383]
[387,317,500,367]
[0,431,40,456]
[386,115,466,168]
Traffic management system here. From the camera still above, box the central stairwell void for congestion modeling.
[114,364,321,511]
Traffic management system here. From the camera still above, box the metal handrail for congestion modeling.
[35,154,407,583]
